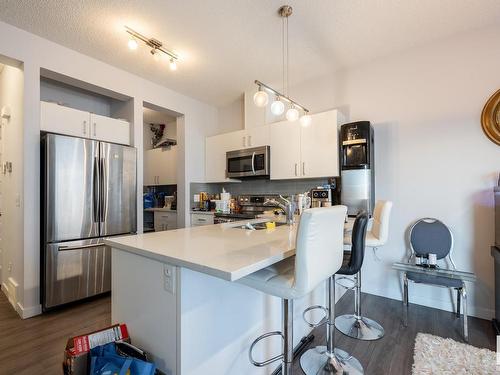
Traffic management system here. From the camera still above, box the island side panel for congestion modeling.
[178,267,328,375]
[111,248,179,375]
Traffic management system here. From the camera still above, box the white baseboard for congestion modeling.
[2,279,42,319]
[16,302,42,319]
[4,277,18,309]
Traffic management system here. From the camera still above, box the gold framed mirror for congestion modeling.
[481,89,500,145]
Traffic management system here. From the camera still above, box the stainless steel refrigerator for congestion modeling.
[41,133,137,310]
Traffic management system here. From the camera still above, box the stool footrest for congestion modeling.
[249,331,284,367]
[302,305,328,328]
[336,276,356,290]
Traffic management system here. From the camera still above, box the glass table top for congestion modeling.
[392,262,476,282]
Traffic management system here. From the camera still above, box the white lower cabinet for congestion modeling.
[190,213,214,226]
[154,211,177,231]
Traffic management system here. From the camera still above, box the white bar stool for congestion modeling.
[300,211,368,375]
[336,200,392,341]
[238,206,348,375]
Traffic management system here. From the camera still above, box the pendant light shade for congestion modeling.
[286,106,299,122]
[253,90,269,107]
[300,114,312,127]
[271,98,285,115]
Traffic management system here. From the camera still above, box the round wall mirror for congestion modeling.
[481,89,500,145]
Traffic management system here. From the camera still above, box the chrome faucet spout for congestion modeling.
[264,196,295,225]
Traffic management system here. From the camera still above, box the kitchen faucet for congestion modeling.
[264,195,296,225]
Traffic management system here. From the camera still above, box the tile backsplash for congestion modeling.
[190,178,328,208]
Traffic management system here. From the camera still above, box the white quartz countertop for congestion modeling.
[105,218,297,281]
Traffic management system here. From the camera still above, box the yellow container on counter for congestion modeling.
[265,222,276,229]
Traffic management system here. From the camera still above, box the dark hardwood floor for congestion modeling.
[0,293,110,375]
[0,290,495,374]
[292,291,496,375]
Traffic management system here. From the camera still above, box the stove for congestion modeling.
[213,195,281,224]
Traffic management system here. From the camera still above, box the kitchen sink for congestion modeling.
[233,221,288,230]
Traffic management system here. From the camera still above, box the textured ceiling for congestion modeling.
[0,0,499,107]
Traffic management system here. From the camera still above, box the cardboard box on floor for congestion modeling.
[63,323,130,375]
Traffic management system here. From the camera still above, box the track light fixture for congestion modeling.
[125,26,179,70]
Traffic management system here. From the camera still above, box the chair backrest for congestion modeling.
[339,211,369,275]
[294,205,347,294]
[409,218,453,260]
[370,200,392,243]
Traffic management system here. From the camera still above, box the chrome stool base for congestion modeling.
[335,314,384,341]
[300,346,364,375]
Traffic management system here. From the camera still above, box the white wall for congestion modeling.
[337,25,500,319]
[0,64,24,311]
[0,21,221,317]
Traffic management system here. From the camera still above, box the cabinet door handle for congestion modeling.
[243,136,246,147]
[302,162,305,176]
[93,122,97,137]
[248,135,252,147]
[294,163,298,176]
[198,218,206,222]
[83,121,87,135]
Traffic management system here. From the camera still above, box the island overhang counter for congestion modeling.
[104,220,336,375]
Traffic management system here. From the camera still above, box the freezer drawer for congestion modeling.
[44,239,110,309]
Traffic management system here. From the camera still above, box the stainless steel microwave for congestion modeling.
[226,146,270,178]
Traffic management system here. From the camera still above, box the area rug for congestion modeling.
[412,333,497,374]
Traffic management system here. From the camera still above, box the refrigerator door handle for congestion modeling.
[58,243,103,252]
[100,157,107,223]
[93,156,100,223]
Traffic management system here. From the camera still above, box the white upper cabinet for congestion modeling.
[269,109,341,180]
[269,120,301,180]
[144,146,177,186]
[41,101,90,138]
[90,113,130,145]
[205,131,244,182]
[239,125,270,149]
[40,101,130,145]
[300,110,339,178]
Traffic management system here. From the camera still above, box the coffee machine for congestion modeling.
[311,189,332,208]
[340,121,375,216]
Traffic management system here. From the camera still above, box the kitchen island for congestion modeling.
[105,218,336,375]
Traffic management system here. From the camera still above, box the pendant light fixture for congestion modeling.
[253,5,310,125]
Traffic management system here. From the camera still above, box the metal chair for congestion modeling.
[336,200,392,340]
[402,218,469,341]
[238,206,347,375]
[300,211,368,375]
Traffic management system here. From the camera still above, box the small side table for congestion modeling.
[392,262,476,341]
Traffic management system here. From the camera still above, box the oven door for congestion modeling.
[226,146,270,178]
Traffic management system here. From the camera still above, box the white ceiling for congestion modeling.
[1,0,499,107]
